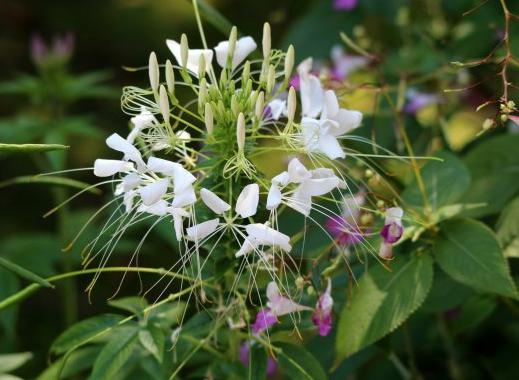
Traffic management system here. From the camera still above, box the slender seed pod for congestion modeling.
[159,85,170,124]
[148,51,159,93]
[180,34,189,68]
[204,103,214,134]
[284,45,295,82]
[237,112,245,151]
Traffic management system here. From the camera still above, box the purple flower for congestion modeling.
[252,308,278,334]
[326,192,365,246]
[289,74,301,90]
[239,343,277,376]
[30,32,75,67]
[404,89,441,114]
[333,0,358,11]
[379,207,404,260]
[330,46,368,81]
[312,279,334,336]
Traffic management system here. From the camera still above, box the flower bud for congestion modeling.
[198,78,207,112]
[165,59,175,95]
[241,60,251,84]
[159,85,170,124]
[227,26,237,67]
[148,51,159,93]
[180,34,189,68]
[237,112,245,151]
[255,91,265,120]
[204,103,213,134]
[266,65,275,94]
[231,95,239,116]
[262,23,271,60]
[284,45,294,82]
[287,86,296,123]
[198,53,206,78]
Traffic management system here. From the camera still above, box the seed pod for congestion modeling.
[255,91,265,120]
[180,34,189,68]
[159,85,170,124]
[148,51,159,93]
[204,103,214,134]
[237,113,245,151]
[262,23,271,60]
[284,45,295,82]
[287,86,296,123]
[165,59,175,95]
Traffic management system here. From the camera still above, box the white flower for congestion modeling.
[166,39,213,77]
[128,107,157,144]
[214,36,257,70]
[186,218,220,242]
[236,223,292,257]
[265,99,287,121]
[200,188,231,215]
[266,282,310,316]
[94,159,134,177]
[235,183,259,218]
[138,178,169,206]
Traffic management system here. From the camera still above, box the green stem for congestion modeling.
[0,267,200,312]
[436,314,464,380]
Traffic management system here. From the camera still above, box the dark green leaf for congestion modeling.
[434,219,518,298]
[108,297,149,315]
[422,268,472,312]
[37,347,99,380]
[450,295,497,334]
[249,345,268,380]
[277,342,327,380]
[51,314,124,355]
[139,324,165,363]
[0,257,53,288]
[0,352,32,373]
[88,327,139,380]
[335,254,433,364]
[497,196,519,258]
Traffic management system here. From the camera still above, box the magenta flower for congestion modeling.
[251,308,278,334]
[333,0,358,11]
[326,192,365,247]
[30,32,75,67]
[312,279,334,336]
[379,207,404,259]
[239,343,277,376]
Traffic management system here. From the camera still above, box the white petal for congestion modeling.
[245,224,292,252]
[287,187,312,216]
[329,109,362,136]
[300,74,323,118]
[171,185,196,208]
[106,133,145,169]
[169,210,187,241]
[266,99,286,120]
[147,157,177,176]
[266,281,311,316]
[123,191,137,213]
[266,281,281,301]
[128,107,156,143]
[93,159,133,177]
[317,134,345,160]
[172,164,196,193]
[287,158,311,183]
[299,177,340,197]
[272,171,290,186]
[300,117,321,152]
[166,39,214,77]
[321,90,339,120]
[200,188,231,214]
[297,57,313,76]
[385,207,403,225]
[186,218,220,242]
[121,172,141,192]
[266,184,282,211]
[139,178,169,206]
[214,36,257,70]
[137,199,169,216]
[235,183,259,218]
[235,237,257,258]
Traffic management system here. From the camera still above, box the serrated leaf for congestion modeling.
[51,314,124,355]
[37,347,99,380]
[0,257,53,288]
[335,254,433,364]
[88,327,139,380]
[0,352,32,373]
[402,151,470,211]
[276,342,327,380]
[248,345,268,380]
[0,143,69,153]
[422,268,472,312]
[108,296,148,315]
[450,295,497,334]
[497,196,519,258]
[139,324,164,363]
[434,219,518,298]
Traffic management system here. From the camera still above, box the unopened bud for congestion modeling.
[159,85,170,124]
[376,199,385,209]
[255,91,265,120]
[284,45,294,81]
[307,286,315,296]
[241,61,251,84]
[262,23,271,60]
[148,52,159,93]
[165,59,175,95]
[237,113,245,151]
[198,78,207,111]
[482,118,495,130]
[231,95,239,116]
[287,86,296,123]
[295,276,305,290]
[227,26,237,67]
[219,69,227,86]
[204,103,213,134]
[180,34,189,68]
[198,53,206,78]
[266,65,275,94]
[365,169,374,178]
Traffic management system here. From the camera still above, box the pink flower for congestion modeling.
[312,279,334,336]
[330,46,368,81]
[239,343,277,376]
[404,89,441,114]
[379,207,404,260]
[325,192,365,246]
[333,0,358,11]
[251,308,278,334]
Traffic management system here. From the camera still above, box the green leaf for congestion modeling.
[248,345,268,380]
[0,175,101,195]
[194,0,233,36]
[0,352,32,374]
[450,295,497,334]
[108,296,149,315]
[497,196,519,258]
[276,342,327,380]
[51,314,124,355]
[463,134,519,217]
[335,254,433,364]
[434,219,518,298]
[37,347,99,380]
[0,257,53,288]
[422,268,472,313]
[139,324,164,363]
[0,143,69,153]
[88,327,139,380]
[402,151,470,211]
